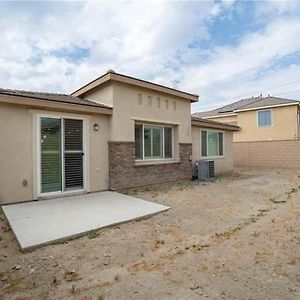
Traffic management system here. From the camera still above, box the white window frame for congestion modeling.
[36,113,87,198]
[257,109,272,127]
[201,129,225,158]
[135,122,174,161]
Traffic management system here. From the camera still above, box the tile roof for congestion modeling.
[0,88,112,109]
[193,96,299,118]
[191,116,240,131]
[234,96,299,111]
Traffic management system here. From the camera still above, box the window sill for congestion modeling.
[200,156,225,160]
[134,159,180,167]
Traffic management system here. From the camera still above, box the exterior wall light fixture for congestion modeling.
[93,123,100,131]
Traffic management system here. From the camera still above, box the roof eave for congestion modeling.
[0,94,112,115]
[202,112,237,119]
[72,72,199,102]
[191,117,240,131]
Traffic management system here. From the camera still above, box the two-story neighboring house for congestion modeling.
[193,95,300,168]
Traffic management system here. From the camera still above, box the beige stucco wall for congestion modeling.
[0,103,34,204]
[191,126,234,174]
[208,115,238,125]
[85,82,113,108]
[0,103,109,204]
[85,113,110,193]
[235,105,298,142]
[110,82,192,143]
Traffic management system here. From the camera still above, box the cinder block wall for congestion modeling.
[108,142,192,190]
[234,140,300,168]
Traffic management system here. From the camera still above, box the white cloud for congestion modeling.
[184,18,300,88]
[0,1,218,93]
[188,17,300,112]
[192,64,300,112]
[255,0,300,17]
[1,0,300,115]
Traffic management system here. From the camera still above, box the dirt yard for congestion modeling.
[0,169,300,300]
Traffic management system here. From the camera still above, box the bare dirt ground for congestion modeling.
[0,169,300,300]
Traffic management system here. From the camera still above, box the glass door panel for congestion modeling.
[40,117,62,193]
[64,119,84,190]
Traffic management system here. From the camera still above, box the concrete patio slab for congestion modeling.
[2,191,170,251]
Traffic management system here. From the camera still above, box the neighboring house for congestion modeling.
[193,95,300,168]
[0,71,237,205]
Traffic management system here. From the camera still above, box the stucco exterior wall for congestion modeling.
[208,115,238,125]
[85,82,114,107]
[86,114,110,193]
[191,126,234,174]
[0,103,110,204]
[235,105,298,142]
[111,82,192,144]
[0,103,34,204]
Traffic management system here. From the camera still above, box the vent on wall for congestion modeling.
[197,160,215,181]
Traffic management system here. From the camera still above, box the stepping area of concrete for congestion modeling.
[2,191,170,251]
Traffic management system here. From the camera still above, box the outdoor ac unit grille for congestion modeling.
[197,160,215,180]
[208,160,215,178]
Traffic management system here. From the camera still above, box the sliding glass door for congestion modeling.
[40,116,84,194]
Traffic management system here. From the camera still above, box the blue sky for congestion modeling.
[1,1,300,112]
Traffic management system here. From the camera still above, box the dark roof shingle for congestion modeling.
[0,88,112,109]
[234,96,298,111]
[191,116,240,131]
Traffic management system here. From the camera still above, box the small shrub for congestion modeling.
[88,230,99,239]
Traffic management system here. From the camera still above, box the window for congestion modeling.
[257,110,272,127]
[201,130,223,157]
[135,123,173,160]
[297,111,300,124]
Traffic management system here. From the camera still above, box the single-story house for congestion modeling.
[0,71,239,205]
[193,95,300,168]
